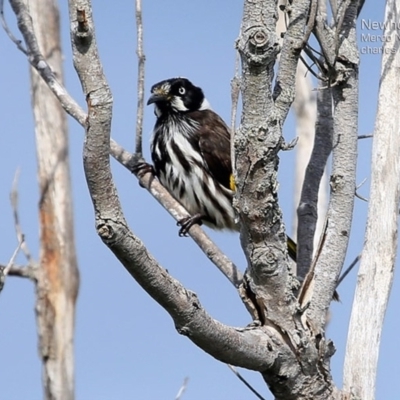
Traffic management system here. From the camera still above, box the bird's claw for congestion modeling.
[130,161,154,178]
[177,214,203,237]
[130,162,155,187]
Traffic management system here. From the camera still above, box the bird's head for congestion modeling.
[147,77,211,116]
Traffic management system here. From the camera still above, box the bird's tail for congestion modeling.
[286,235,297,262]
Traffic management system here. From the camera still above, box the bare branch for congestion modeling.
[274,0,312,120]
[296,86,332,281]
[314,1,337,69]
[299,54,324,81]
[134,0,145,155]
[333,0,351,39]
[355,177,368,202]
[8,0,86,126]
[358,133,373,139]
[10,169,35,264]
[0,0,27,54]
[343,1,400,397]
[0,240,24,292]
[329,0,338,22]
[303,0,317,46]
[175,377,189,400]
[4,263,37,279]
[227,365,266,400]
[3,237,23,276]
[236,0,295,327]
[337,254,360,288]
[305,2,359,328]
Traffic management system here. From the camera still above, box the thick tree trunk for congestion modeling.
[29,0,79,399]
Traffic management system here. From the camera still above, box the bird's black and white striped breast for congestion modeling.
[150,114,236,230]
[150,116,202,200]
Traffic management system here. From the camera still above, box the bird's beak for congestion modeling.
[147,93,168,105]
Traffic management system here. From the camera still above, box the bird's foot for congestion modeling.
[130,161,154,178]
[130,161,155,187]
[177,214,204,237]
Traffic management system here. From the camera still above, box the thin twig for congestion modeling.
[3,239,23,276]
[355,177,368,202]
[358,134,373,140]
[4,263,36,279]
[303,45,327,75]
[175,377,189,400]
[337,254,360,287]
[306,43,324,58]
[355,192,368,202]
[356,177,367,190]
[227,365,266,400]
[303,0,317,46]
[8,0,86,126]
[329,0,338,23]
[333,0,351,57]
[10,169,35,264]
[135,0,145,155]
[1,222,31,291]
[299,54,323,81]
[0,0,27,54]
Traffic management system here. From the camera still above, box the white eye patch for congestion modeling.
[178,87,186,95]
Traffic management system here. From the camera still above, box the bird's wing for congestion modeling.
[189,110,233,191]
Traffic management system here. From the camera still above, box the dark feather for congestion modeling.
[187,109,232,191]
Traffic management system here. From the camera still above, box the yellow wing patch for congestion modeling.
[229,174,236,191]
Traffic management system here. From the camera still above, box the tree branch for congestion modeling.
[27,0,80,397]
[235,0,310,333]
[343,1,400,397]
[296,86,332,280]
[134,0,145,155]
[274,0,313,120]
[304,1,359,328]
[9,0,87,126]
[0,242,23,292]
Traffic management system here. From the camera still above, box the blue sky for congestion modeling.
[0,1,398,399]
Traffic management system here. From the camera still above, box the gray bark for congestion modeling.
[343,1,400,398]
[298,1,359,328]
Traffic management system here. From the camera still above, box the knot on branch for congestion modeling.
[96,220,129,246]
[74,9,93,50]
[250,29,268,51]
[97,222,114,241]
[237,27,279,66]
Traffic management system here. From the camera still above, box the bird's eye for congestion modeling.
[178,87,186,95]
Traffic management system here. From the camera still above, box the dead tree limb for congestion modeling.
[27,0,79,398]
[343,1,400,398]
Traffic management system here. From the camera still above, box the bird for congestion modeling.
[145,77,297,261]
